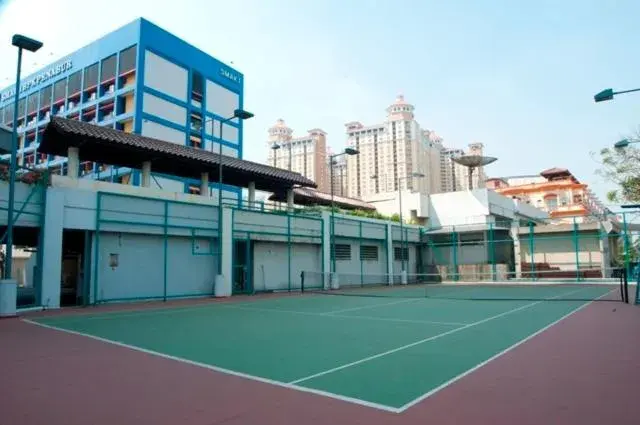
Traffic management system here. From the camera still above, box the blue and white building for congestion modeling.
[0,17,245,202]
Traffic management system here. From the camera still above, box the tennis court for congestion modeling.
[24,278,627,413]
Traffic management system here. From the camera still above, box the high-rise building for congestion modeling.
[267,119,329,192]
[0,18,245,202]
[344,95,442,200]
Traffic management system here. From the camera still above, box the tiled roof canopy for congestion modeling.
[40,118,316,191]
[269,187,376,211]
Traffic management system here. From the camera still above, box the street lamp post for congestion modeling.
[329,148,359,284]
[4,35,42,280]
[594,87,640,103]
[213,109,253,282]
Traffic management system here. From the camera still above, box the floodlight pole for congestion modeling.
[4,47,23,279]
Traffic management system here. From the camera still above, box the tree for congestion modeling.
[596,133,640,203]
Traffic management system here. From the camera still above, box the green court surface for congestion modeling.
[29,283,617,412]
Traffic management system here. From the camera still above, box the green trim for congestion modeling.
[231,229,321,240]
[98,218,216,232]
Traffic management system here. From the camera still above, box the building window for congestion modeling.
[332,244,351,261]
[67,71,82,106]
[26,94,37,118]
[119,45,137,75]
[545,196,558,210]
[191,70,203,105]
[100,55,117,95]
[118,45,137,88]
[360,245,379,261]
[17,98,26,120]
[83,63,99,101]
[394,247,409,261]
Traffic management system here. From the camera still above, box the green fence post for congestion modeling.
[287,213,292,292]
[488,222,496,281]
[245,231,251,293]
[452,227,459,281]
[528,222,535,280]
[34,177,48,307]
[320,218,325,280]
[572,217,580,281]
[622,212,630,279]
[92,193,102,305]
[359,221,364,287]
[163,201,169,301]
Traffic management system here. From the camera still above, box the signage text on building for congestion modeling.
[220,67,241,83]
[1,60,73,102]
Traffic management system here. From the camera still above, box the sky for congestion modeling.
[1,0,639,203]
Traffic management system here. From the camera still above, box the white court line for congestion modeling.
[224,304,466,327]
[22,319,401,413]
[288,288,587,385]
[395,288,616,412]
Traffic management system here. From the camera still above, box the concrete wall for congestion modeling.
[252,241,320,292]
[95,232,216,301]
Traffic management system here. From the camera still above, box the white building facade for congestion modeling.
[267,119,329,193]
[344,95,442,200]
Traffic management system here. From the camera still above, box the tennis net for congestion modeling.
[300,270,629,302]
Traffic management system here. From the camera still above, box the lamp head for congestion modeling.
[12,34,43,52]
[614,139,630,149]
[594,88,614,103]
[233,109,254,120]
